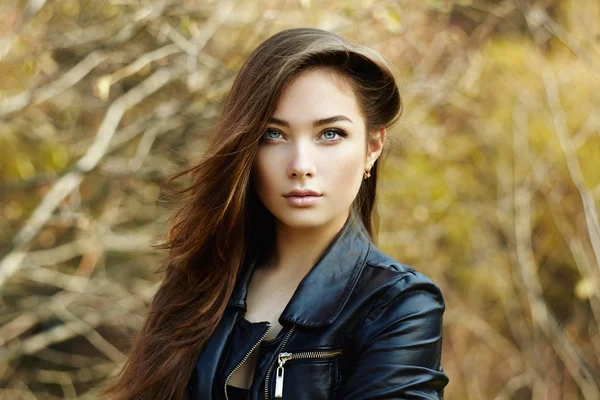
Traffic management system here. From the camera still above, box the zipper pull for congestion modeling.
[274,352,292,398]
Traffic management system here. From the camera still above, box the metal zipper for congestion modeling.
[274,349,344,398]
[224,322,271,400]
[264,325,296,400]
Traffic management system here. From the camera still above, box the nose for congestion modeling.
[287,141,316,179]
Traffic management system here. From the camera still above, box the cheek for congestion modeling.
[322,149,364,194]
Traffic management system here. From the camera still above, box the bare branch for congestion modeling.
[538,62,600,274]
[0,61,185,292]
[0,294,146,364]
[512,102,600,399]
[50,300,126,364]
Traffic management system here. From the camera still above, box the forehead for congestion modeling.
[272,68,364,125]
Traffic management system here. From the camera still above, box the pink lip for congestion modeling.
[283,189,322,207]
[283,189,321,197]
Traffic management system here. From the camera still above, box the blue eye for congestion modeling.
[320,129,346,141]
[322,130,338,140]
[263,128,283,141]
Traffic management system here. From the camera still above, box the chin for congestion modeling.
[274,204,353,232]
[272,209,330,230]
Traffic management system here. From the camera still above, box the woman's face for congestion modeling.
[252,68,385,231]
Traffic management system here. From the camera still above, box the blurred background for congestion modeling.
[1,0,599,399]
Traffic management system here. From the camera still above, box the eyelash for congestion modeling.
[262,128,348,143]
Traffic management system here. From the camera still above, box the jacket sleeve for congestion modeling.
[336,273,449,399]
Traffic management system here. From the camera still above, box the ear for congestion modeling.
[366,126,386,168]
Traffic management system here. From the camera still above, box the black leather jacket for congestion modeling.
[187,214,449,399]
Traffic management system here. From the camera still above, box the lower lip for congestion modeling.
[283,195,322,207]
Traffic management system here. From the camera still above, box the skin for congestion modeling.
[228,68,386,389]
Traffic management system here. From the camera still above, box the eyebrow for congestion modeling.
[268,115,353,127]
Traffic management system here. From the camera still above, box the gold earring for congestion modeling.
[363,165,372,179]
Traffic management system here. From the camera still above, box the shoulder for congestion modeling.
[360,243,444,304]
[336,244,449,398]
[343,243,446,349]
[354,243,445,329]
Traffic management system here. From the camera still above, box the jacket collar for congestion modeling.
[227,210,372,328]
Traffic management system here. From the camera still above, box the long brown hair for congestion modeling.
[98,27,402,400]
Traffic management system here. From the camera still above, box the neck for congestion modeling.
[264,209,352,277]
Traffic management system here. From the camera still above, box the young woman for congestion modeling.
[99,27,449,400]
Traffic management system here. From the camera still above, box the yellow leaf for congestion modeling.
[575,277,596,300]
[94,76,112,101]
